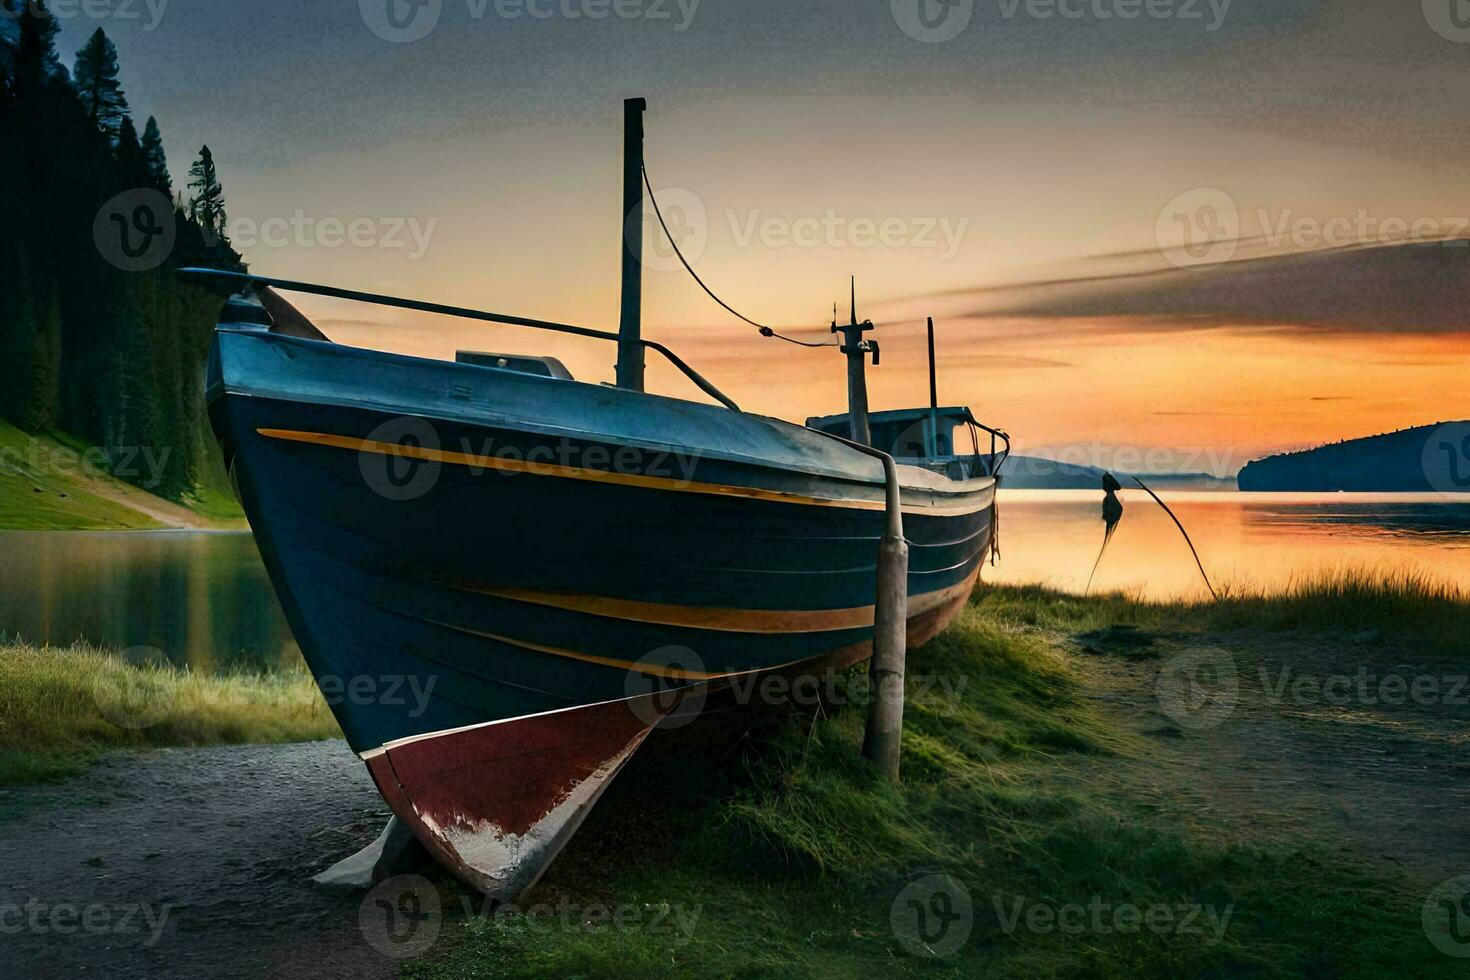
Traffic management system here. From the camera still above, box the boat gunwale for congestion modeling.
[210,327,999,504]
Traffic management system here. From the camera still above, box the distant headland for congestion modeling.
[1237,422,1470,492]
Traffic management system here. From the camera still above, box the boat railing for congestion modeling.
[181,269,742,413]
[964,411,1011,478]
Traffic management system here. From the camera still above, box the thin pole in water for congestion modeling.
[1131,476,1219,601]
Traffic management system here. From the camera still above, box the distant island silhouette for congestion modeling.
[1003,456,1234,491]
[1238,422,1467,492]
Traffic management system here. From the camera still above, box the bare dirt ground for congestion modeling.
[0,741,399,980]
[1072,627,1470,894]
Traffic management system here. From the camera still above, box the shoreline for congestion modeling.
[1,576,1465,974]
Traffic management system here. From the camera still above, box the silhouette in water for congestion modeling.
[1086,473,1218,599]
[1086,473,1125,594]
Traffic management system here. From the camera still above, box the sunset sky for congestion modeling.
[55,0,1470,473]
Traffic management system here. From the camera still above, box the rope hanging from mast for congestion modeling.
[641,164,838,349]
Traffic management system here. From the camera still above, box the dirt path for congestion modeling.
[0,741,403,980]
[73,472,217,530]
[1073,627,1470,894]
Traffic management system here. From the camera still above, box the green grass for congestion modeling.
[180,483,246,524]
[406,581,1461,979]
[0,421,164,530]
[987,567,1469,655]
[0,419,245,530]
[0,641,338,785]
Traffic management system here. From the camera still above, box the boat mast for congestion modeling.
[927,316,939,457]
[831,277,877,446]
[617,97,648,391]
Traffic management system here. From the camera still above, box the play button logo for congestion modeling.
[361,0,442,44]
[1424,0,1470,41]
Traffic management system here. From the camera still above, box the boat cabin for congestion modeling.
[806,406,1008,479]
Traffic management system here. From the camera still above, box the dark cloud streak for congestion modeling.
[963,239,1470,336]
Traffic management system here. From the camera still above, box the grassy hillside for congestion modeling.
[0,420,243,530]
[405,576,1465,979]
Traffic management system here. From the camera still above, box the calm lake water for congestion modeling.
[2,491,1467,670]
[991,490,1470,599]
[0,531,297,671]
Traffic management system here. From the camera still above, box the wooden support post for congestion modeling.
[861,451,908,782]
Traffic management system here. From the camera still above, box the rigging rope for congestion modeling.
[641,165,838,348]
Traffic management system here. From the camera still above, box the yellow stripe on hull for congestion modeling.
[254,428,992,516]
[466,564,981,635]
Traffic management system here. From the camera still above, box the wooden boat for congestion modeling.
[188,100,1008,900]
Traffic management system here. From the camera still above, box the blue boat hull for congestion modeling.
[207,324,996,896]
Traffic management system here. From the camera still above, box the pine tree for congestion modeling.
[140,115,170,193]
[19,288,61,432]
[187,144,227,242]
[73,27,128,142]
[12,1,59,102]
[116,114,146,184]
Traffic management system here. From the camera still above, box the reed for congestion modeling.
[0,642,336,785]
[985,566,1468,655]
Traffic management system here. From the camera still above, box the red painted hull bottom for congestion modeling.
[361,588,972,900]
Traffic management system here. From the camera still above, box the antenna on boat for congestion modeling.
[617,97,648,392]
[927,316,938,410]
[832,277,878,446]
